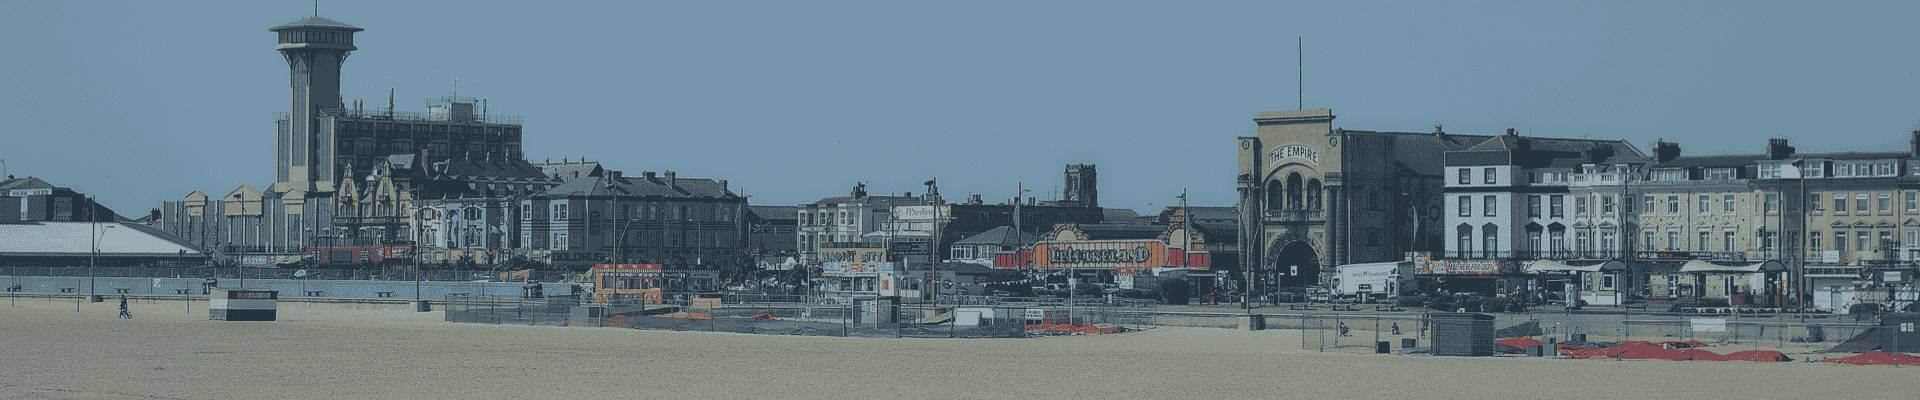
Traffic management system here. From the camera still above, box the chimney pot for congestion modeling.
[1506,128,1517,136]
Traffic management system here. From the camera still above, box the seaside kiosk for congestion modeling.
[209,288,279,321]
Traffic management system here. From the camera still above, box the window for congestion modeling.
[1456,225,1473,256]
[1722,231,1735,252]
[1667,196,1679,214]
[1666,231,1679,251]
[1858,231,1870,252]
[1643,195,1655,215]
[1643,231,1655,251]
[1529,230,1543,255]
[1724,194,1736,214]
[1651,169,1687,181]
[1483,195,1497,217]
[1907,192,1917,212]
[1811,193,1824,212]
[1576,231,1591,253]
[1880,231,1894,251]
[1908,230,1918,248]
[553,233,568,249]
[1482,225,1498,258]
[1697,232,1711,252]
[1601,195,1615,215]
[1550,230,1566,255]
[1764,193,1778,214]
[1457,168,1470,185]
[1367,228,1381,247]
[1458,196,1470,217]
[951,246,975,260]
[1836,231,1848,252]
[1697,195,1710,213]
[1810,234,1822,253]
[1835,194,1848,213]
[1576,197,1589,215]
[520,204,531,220]
[1879,193,1892,213]
[1857,193,1870,213]
[1600,231,1616,255]
[553,204,568,221]
[1706,168,1735,180]
[1601,274,1617,291]
[1529,195,1542,218]
[1761,231,1775,251]
[1805,162,1825,178]
[1483,168,1497,184]
[1550,196,1565,218]
[1759,164,1783,179]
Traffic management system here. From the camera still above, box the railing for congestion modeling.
[1262,209,1325,222]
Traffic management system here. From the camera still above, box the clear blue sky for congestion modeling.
[4,1,1917,216]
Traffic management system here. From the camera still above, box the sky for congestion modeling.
[4,1,1918,216]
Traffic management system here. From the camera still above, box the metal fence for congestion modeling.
[442,295,1031,338]
[0,265,572,282]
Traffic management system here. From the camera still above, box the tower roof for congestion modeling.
[271,16,363,32]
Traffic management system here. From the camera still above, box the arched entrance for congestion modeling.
[1268,240,1320,289]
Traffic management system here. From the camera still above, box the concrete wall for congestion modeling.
[0,276,579,300]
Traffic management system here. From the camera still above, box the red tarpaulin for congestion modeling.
[1559,341,1788,362]
[1823,352,1920,366]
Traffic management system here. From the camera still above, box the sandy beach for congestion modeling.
[1,297,1912,399]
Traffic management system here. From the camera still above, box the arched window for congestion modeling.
[1456,224,1473,258]
[1306,179,1323,210]
[1266,180,1285,210]
[1482,223,1500,258]
[1286,173,1304,210]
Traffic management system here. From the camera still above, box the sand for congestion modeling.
[1,297,1913,399]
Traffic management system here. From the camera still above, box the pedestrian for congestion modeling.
[117,294,133,319]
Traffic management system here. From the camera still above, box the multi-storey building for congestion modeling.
[1,176,117,222]
[797,183,927,264]
[517,170,745,270]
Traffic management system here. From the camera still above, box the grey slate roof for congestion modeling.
[1365,129,1643,172]
[0,176,59,191]
[1064,223,1166,241]
[954,226,1043,247]
[747,206,799,221]
[808,195,923,208]
[1101,208,1141,223]
[544,173,737,199]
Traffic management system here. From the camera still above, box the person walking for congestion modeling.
[117,294,133,319]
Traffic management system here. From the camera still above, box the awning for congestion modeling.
[1679,259,1786,273]
[1525,259,1626,273]
[1336,261,1410,272]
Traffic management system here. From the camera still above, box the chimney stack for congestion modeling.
[642,171,656,180]
[1766,138,1795,160]
[1910,130,1920,158]
[1433,124,1447,139]
[1505,128,1517,136]
[664,171,677,188]
[609,170,622,180]
[1653,140,1682,163]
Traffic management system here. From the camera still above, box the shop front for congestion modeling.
[1407,253,1523,297]
[1524,259,1628,306]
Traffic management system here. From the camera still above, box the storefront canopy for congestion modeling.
[1678,259,1786,273]
[1525,259,1626,273]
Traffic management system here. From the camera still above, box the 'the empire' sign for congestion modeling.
[1267,144,1320,164]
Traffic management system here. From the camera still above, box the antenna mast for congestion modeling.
[1297,36,1304,110]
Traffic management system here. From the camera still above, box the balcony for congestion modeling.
[1437,250,1622,260]
[1262,209,1324,224]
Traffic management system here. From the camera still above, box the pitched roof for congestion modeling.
[1192,222,1239,245]
[808,195,924,207]
[1653,154,1766,169]
[1358,130,1643,172]
[0,176,60,191]
[1061,223,1167,241]
[954,225,1043,247]
[442,158,546,180]
[544,173,737,199]
[270,16,363,31]
[0,221,202,257]
[539,162,604,183]
[1101,208,1141,222]
[747,206,799,221]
